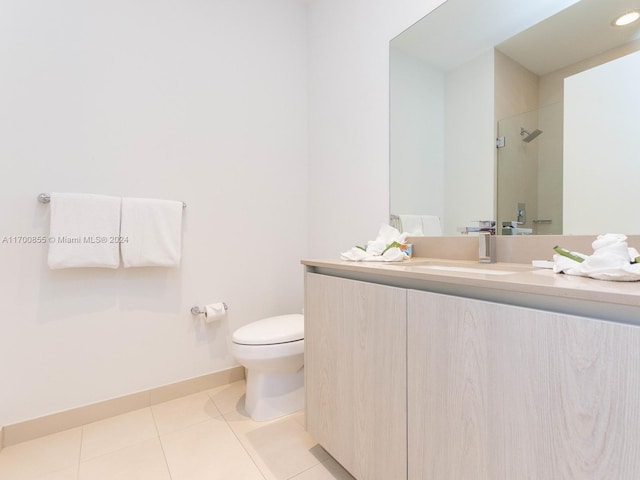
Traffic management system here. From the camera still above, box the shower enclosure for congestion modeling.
[496,102,563,235]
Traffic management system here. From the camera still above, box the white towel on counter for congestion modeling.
[553,233,640,281]
[341,224,408,262]
[47,193,121,269]
[120,197,183,267]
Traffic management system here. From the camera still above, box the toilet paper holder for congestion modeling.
[190,303,228,317]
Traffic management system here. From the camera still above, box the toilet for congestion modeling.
[231,314,304,421]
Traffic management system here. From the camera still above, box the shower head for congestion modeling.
[520,127,543,143]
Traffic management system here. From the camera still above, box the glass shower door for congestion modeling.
[496,102,562,235]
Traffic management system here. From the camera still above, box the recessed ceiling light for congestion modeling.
[613,10,640,27]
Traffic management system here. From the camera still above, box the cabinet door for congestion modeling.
[408,289,640,480]
[305,273,407,480]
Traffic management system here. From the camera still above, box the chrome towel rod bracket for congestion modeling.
[38,193,187,209]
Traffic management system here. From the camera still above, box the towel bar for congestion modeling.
[38,193,187,209]
[191,303,229,316]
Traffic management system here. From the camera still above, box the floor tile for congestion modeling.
[0,427,81,480]
[151,390,221,436]
[2,382,344,480]
[33,465,79,480]
[78,437,170,480]
[224,410,329,480]
[80,407,158,460]
[290,457,356,480]
[290,410,306,429]
[207,379,247,415]
[160,417,264,480]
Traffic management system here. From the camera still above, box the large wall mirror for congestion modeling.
[390,0,640,236]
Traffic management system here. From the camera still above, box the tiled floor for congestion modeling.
[0,380,355,480]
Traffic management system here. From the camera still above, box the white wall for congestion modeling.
[537,102,563,234]
[564,50,640,235]
[307,0,445,257]
[0,0,308,426]
[443,49,495,234]
[389,49,445,220]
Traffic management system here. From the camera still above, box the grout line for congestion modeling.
[203,390,225,419]
[155,428,174,480]
[219,394,268,480]
[286,463,315,479]
[147,403,172,479]
[76,428,84,480]
[223,414,267,480]
[148,404,161,438]
[77,408,160,465]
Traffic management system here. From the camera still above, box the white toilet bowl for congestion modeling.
[231,314,304,421]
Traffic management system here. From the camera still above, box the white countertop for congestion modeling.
[302,258,640,323]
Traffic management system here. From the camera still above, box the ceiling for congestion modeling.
[498,0,640,75]
[391,0,640,75]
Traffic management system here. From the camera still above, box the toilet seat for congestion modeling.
[232,314,304,346]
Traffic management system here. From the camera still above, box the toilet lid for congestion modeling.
[232,314,304,345]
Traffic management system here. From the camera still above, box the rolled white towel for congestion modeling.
[591,233,629,260]
[340,247,369,261]
[340,246,406,262]
[376,224,408,245]
[592,233,628,250]
[366,240,386,256]
[554,234,640,281]
[340,224,408,262]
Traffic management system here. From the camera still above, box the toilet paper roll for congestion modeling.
[204,302,226,323]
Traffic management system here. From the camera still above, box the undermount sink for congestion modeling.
[389,259,531,276]
[413,265,517,275]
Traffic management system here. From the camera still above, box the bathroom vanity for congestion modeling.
[302,257,640,480]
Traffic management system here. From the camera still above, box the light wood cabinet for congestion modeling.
[304,270,640,480]
[407,289,640,480]
[304,273,407,480]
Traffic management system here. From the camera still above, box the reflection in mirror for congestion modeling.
[390,0,640,235]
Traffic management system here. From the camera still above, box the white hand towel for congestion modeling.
[47,193,121,269]
[420,215,442,236]
[120,197,183,268]
[399,215,423,235]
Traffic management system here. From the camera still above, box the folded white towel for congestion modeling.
[553,234,640,281]
[340,224,408,262]
[47,193,121,269]
[120,197,183,268]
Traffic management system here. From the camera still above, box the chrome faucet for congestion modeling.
[458,220,496,235]
[501,221,533,235]
[478,230,496,263]
[458,221,496,263]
